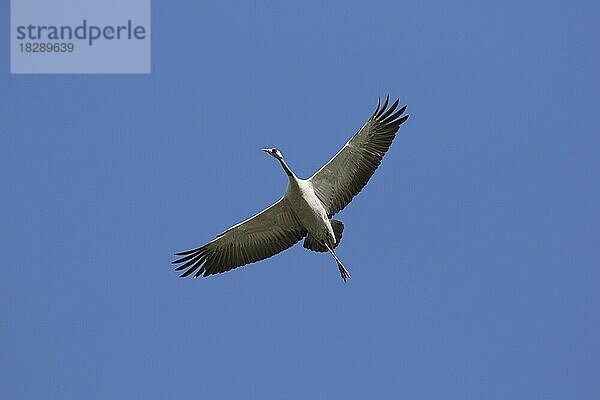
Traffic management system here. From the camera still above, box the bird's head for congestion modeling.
[261,147,284,160]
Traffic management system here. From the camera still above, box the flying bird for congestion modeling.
[173,96,409,281]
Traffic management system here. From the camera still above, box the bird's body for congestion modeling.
[173,96,409,282]
[285,177,334,248]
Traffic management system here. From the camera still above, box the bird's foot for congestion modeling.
[338,263,351,283]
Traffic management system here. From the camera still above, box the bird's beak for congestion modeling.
[261,148,270,153]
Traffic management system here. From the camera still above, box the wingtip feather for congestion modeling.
[371,96,381,119]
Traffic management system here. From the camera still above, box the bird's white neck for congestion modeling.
[278,158,296,179]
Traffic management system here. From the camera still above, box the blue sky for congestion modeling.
[1,1,599,399]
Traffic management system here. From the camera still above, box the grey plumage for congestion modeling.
[304,220,344,252]
[173,96,409,281]
[310,96,409,217]
[173,199,304,278]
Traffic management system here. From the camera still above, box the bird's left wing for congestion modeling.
[172,198,306,278]
[309,96,409,217]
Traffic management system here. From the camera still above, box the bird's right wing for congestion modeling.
[309,96,409,217]
[172,198,306,278]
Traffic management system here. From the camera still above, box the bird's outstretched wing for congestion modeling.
[172,199,306,278]
[309,96,409,217]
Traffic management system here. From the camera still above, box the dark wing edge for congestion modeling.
[172,199,306,279]
[309,96,409,217]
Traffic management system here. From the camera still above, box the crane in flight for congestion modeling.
[173,96,409,282]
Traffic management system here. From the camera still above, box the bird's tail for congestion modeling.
[325,244,351,282]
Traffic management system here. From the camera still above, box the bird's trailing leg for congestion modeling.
[325,244,351,282]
